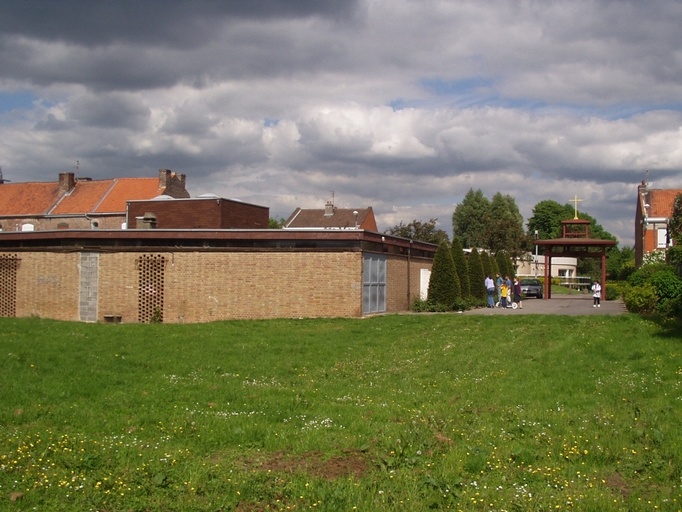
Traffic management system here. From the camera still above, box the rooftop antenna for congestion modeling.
[0,165,9,184]
[645,169,650,188]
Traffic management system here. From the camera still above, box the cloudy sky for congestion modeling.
[1,0,681,246]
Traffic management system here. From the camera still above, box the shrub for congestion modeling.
[628,263,669,287]
[649,271,682,301]
[623,284,658,315]
[605,283,621,301]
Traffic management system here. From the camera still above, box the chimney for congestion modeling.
[59,172,76,192]
[158,169,189,198]
[324,200,334,217]
[137,212,158,229]
[158,169,172,190]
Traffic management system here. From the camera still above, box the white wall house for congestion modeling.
[516,254,578,280]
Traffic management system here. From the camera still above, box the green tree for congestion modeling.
[269,217,285,229]
[427,241,460,308]
[487,193,526,256]
[452,189,490,248]
[468,248,486,301]
[607,246,635,280]
[527,200,569,240]
[451,238,470,298]
[495,250,513,278]
[480,250,494,280]
[385,218,450,245]
[669,193,682,244]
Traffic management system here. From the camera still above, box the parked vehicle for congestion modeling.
[520,278,543,298]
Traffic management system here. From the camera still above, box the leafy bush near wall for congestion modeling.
[627,263,670,287]
[411,297,476,313]
[624,262,682,325]
[623,284,659,315]
[605,283,621,301]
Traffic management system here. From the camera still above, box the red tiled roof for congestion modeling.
[647,189,682,218]
[51,180,116,214]
[0,182,62,215]
[1,176,170,217]
[94,178,163,213]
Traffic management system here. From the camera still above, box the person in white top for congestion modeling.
[591,281,602,307]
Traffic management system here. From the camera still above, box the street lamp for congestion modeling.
[534,230,539,277]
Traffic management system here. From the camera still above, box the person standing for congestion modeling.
[495,273,503,305]
[513,277,523,309]
[591,281,602,307]
[485,275,495,308]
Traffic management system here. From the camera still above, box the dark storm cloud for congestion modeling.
[68,93,150,129]
[0,1,358,47]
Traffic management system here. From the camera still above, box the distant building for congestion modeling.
[284,200,378,231]
[0,169,189,231]
[127,195,269,230]
[515,254,578,279]
[635,181,682,266]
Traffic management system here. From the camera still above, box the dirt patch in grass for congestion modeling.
[604,472,630,498]
[253,449,371,480]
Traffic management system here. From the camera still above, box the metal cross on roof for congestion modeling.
[569,195,583,219]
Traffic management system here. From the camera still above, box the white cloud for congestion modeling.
[1,0,682,249]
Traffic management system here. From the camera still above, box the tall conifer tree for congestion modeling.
[451,238,470,298]
[468,248,486,301]
[427,241,460,309]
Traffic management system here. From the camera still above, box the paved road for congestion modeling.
[464,294,628,316]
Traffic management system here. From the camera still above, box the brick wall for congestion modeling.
[127,199,269,229]
[3,244,431,323]
[386,254,432,312]
[96,250,363,323]
[14,252,80,320]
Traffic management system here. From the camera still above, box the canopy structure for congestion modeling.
[535,218,616,299]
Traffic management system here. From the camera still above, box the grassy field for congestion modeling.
[1,314,680,511]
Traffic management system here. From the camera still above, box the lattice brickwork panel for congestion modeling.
[137,254,166,323]
[0,254,20,317]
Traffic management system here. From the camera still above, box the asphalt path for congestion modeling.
[464,294,628,316]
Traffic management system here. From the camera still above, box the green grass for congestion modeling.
[1,314,680,511]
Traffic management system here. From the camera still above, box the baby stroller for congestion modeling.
[496,298,519,309]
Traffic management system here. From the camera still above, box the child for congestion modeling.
[499,281,508,308]
[591,281,602,307]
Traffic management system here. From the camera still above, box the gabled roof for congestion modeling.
[284,205,378,231]
[52,178,163,214]
[0,182,62,215]
[641,188,682,218]
[0,171,185,218]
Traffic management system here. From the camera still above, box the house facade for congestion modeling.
[515,255,578,280]
[0,169,189,232]
[0,229,435,323]
[635,181,681,266]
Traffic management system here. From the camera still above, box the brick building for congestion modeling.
[635,181,682,266]
[0,229,435,323]
[127,195,269,229]
[0,169,189,231]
